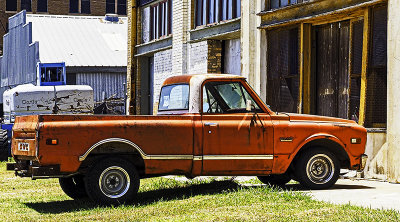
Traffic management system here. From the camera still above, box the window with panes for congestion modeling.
[106,0,127,15]
[269,0,309,10]
[6,0,17,11]
[37,0,48,12]
[70,0,90,14]
[21,0,32,12]
[150,0,172,41]
[195,0,241,27]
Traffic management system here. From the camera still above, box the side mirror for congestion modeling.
[246,100,252,112]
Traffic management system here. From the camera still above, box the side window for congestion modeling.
[202,81,262,114]
[159,84,190,111]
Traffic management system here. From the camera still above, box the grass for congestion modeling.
[1,161,399,221]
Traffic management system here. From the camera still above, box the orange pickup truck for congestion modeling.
[7,74,367,205]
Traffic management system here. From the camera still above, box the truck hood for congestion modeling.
[283,113,356,124]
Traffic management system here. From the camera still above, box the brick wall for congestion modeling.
[188,40,208,74]
[207,40,222,73]
[188,40,222,74]
[153,49,173,109]
[172,0,188,74]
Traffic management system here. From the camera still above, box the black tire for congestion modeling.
[59,175,88,199]
[257,174,291,186]
[84,157,140,205]
[295,148,340,189]
[0,129,8,161]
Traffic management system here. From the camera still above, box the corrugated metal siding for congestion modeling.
[26,14,127,67]
[0,11,39,103]
[76,72,126,102]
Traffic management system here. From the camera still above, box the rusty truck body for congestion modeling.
[7,74,367,205]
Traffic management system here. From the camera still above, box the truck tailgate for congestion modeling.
[12,115,39,158]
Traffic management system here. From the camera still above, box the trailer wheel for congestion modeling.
[85,158,140,205]
[0,129,8,161]
[257,173,291,186]
[295,148,340,189]
[59,175,87,199]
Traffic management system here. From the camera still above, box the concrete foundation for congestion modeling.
[364,131,387,180]
[387,0,400,183]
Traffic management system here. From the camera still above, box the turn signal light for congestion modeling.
[46,139,58,145]
[351,138,361,144]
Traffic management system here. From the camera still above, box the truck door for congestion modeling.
[201,80,274,175]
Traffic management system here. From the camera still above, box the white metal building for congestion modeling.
[26,14,128,112]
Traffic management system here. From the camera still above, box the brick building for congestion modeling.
[127,0,400,182]
[128,0,242,115]
[0,0,128,54]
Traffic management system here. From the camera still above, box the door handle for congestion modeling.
[204,122,219,126]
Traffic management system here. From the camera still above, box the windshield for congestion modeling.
[158,84,190,111]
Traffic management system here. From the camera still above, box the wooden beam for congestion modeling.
[300,23,312,114]
[127,0,138,114]
[358,8,370,126]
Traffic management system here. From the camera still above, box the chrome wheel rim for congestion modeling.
[99,166,130,199]
[306,154,334,185]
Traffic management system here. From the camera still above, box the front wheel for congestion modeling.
[295,149,340,189]
[85,158,140,205]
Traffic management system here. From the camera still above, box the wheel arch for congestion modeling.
[287,134,350,174]
[78,138,146,175]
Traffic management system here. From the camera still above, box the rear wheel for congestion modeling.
[257,173,291,186]
[295,149,340,189]
[85,158,140,205]
[59,175,87,199]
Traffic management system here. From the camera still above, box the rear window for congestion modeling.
[158,84,189,111]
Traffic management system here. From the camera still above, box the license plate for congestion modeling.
[18,142,30,152]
